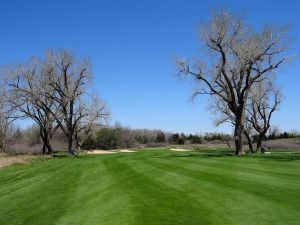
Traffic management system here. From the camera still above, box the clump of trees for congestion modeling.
[156,132,166,143]
[169,133,186,145]
[267,129,300,140]
[1,49,109,155]
[82,125,169,150]
[176,8,290,154]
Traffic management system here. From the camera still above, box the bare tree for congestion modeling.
[176,8,289,155]
[75,95,109,151]
[247,80,281,152]
[42,50,109,155]
[5,61,60,154]
[0,87,16,152]
[243,122,254,153]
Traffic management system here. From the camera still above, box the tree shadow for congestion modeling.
[166,149,234,159]
[165,149,300,162]
[251,153,300,162]
[52,153,69,158]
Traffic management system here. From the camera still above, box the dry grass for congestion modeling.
[0,153,38,169]
[262,138,300,150]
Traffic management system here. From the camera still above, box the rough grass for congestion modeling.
[0,153,39,168]
[0,149,300,225]
[262,138,300,149]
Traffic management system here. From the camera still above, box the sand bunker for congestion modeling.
[86,150,117,154]
[86,149,137,154]
[169,148,191,152]
[118,149,137,153]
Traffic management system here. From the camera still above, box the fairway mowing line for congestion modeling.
[169,148,191,152]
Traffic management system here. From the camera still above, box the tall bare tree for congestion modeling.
[247,80,281,152]
[5,61,60,154]
[176,9,289,155]
[0,87,16,152]
[42,50,109,155]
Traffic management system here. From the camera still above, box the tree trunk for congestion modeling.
[67,133,76,155]
[40,129,46,155]
[45,138,53,155]
[67,101,76,156]
[75,131,81,151]
[234,114,245,155]
[42,143,46,154]
[40,129,53,155]
[226,139,231,148]
[256,135,263,153]
[0,135,4,152]
[244,131,253,153]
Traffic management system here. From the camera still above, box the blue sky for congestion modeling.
[0,0,300,134]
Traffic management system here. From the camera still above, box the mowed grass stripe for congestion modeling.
[142,152,300,206]
[52,156,136,225]
[0,158,85,225]
[0,155,136,225]
[146,152,300,191]
[118,151,300,224]
[100,154,219,225]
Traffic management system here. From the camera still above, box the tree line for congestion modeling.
[4,120,297,154]
[4,122,238,152]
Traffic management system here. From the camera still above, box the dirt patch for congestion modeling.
[0,154,37,168]
[169,148,191,152]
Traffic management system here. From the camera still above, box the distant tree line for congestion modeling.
[80,125,233,150]
[265,130,300,140]
[4,116,299,154]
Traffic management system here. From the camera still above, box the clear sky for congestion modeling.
[0,0,299,134]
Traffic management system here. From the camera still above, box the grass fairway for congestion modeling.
[0,149,300,225]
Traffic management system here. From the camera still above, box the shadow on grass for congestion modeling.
[52,154,68,158]
[161,149,234,159]
[166,149,300,162]
[251,153,300,161]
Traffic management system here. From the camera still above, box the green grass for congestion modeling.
[1,149,300,225]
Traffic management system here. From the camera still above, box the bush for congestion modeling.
[24,126,41,146]
[187,134,203,144]
[81,134,96,150]
[156,132,166,143]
